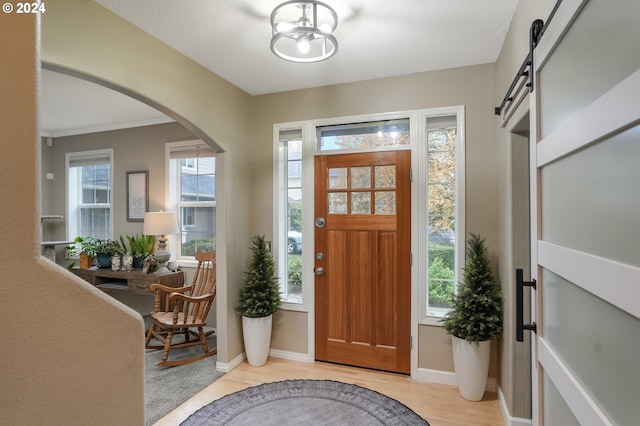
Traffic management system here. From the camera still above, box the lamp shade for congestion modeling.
[143,211,179,236]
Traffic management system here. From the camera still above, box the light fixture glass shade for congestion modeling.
[271,1,338,63]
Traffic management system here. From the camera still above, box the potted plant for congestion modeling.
[235,235,281,366]
[441,233,503,401]
[66,236,100,269]
[121,234,155,269]
[94,239,124,269]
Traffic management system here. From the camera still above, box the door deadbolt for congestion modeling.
[316,252,324,261]
[315,217,326,228]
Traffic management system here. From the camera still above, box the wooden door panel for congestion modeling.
[315,151,411,374]
[326,230,347,343]
[376,231,397,347]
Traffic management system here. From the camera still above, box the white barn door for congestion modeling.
[530,0,640,424]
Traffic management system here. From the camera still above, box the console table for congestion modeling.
[70,267,184,296]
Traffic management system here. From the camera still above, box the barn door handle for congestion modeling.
[516,268,537,342]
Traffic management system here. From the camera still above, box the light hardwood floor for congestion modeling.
[154,358,504,426]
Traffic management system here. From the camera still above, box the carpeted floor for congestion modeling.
[145,331,223,426]
[180,379,429,426]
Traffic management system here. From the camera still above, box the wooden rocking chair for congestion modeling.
[145,250,217,367]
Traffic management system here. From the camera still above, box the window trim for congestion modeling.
[166,140,216,265]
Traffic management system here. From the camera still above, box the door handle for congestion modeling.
[516,268,537,342]
[314,267,324,276]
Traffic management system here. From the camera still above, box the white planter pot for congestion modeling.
[451,335,491,401]
[242,315,273,367]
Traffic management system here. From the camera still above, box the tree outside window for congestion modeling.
[426,117,457,315]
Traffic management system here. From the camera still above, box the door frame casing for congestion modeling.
[307,110,419,377]
[274,106,465,380]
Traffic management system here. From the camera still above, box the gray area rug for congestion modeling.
[145,331,223,426]
[180,379,429,426]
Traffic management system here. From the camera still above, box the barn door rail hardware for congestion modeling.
[494,0,565,116]
[494,19,544,116]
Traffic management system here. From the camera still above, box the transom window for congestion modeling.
[317,119,410,151]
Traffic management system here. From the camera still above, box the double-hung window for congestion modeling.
[66,149,113,240]
[167,141,216,259]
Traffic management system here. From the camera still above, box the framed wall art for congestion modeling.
[126,170,149,222]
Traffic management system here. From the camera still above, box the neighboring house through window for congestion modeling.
[167,141,216,260]
[66,149,113,241]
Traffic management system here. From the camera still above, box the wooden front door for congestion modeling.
[314,150,411,374]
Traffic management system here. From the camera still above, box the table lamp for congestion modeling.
[143,211,179,273]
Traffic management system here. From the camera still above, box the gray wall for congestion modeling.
[252,64,499,375]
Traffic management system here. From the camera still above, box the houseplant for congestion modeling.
[441,233,503,401]
[236,235,281,366]
[94,238,124,269]
[66,236,100,269]
[120,234,155,269]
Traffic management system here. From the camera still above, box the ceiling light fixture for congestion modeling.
[270,1,338,63]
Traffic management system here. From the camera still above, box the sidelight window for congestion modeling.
[277,128,304,304]
[421,110,464,320]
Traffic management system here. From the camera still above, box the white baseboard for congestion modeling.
[416,367,496,392]
[216,352,245,373]
[269,348,314,363]
[216,349,312,372]
[498,387,533,426]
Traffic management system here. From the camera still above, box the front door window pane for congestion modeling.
[375,191,396,215]
[329,167,347,189]
[351,192,371,214]
[375,165,396,188]
[329,192,347,214]
[351,167,371,189]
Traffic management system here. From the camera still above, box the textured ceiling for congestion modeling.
[95,0,519,95]
[42,0,520,136]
